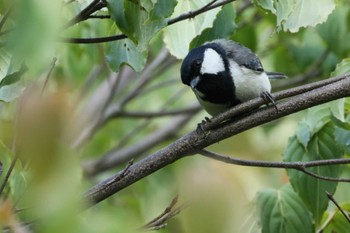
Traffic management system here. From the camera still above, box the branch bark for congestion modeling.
[83,73,350,207]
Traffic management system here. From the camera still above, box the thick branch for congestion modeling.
[83,74,350,207]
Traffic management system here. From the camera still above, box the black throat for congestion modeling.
[195,71,239,106]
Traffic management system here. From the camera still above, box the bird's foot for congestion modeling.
[196,117,211,138]
[261,91,278,110]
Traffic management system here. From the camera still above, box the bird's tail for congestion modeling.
[266,71,287,80]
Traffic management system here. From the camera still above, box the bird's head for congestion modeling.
[180,44,228,89]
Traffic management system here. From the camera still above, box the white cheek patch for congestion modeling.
[200,48,225,75]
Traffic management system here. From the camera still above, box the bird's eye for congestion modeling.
[193,59,201,68]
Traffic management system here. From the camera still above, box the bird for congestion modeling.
[180,39,286,116]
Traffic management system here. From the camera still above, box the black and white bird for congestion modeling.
[180,39,286,116]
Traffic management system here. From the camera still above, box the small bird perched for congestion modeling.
[180,39,286,116]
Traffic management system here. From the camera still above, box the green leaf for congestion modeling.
[0,63,28,88]
[107,0,176,50]
[254,0,275,13]
[190,4,237,49]
[334,126,350,155]
[256,184,314,233]
[321,203,350,233]
[163,0,221,58]
[331,58,350,77]
[107,0,138,42]
[296,121,311,148]
[0,82,24,102]
[316,5,350,56]
[0,49,11,80]
[284,123,343,224]
[106,39,147,72]
[275,0,336,33]
[0,140,26,201]
[150,0,177,19]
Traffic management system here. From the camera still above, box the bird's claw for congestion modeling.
[261,91,278,110]
[196,117,211,138]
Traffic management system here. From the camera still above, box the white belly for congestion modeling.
[229,61,271,101]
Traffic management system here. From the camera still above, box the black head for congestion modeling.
[180,43,235,105]
[180,46,206,86]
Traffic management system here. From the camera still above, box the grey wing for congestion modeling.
[213,39,264,72]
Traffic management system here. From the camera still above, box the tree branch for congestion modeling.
[326,191,350,223]
[199,149,350,182]
[110,106,200,119]
[83,73,350,207]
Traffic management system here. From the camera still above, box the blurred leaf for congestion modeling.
[9,169,27,203]
[288,30,326,69]
[254,0,275,13]
[316,5,350,56]
[284,123,343,224]
[0,139,26,202]
[256,184,314,233]
[321,203,350,233]
[334,126,350,155]
[275,0,336,33]
[0,63,27,88]
[190,4,237,49]
[106,39,147,72]
[163,0,221,58]
[296,121,311,148]
[0,83,24,102]
[0,49,11,80]
[331,58,350,77]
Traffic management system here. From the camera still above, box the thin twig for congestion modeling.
[326,191,350,223]
[59,34,127,44]
[41,57,57,97]
[142,195,187,231]
[199,150,350,182]
[112,106,200,119]
[168,0,234,26]
[0,3,14,32]
[88,14,111,19]
[0,155,19,195]
[62,0,107,30]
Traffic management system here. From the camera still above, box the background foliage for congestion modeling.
[0,0,350,232]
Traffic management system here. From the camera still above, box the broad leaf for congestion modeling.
[254,0,275,13]
[331,58,350,77]
[163,0,221,58]
[106,39,147,72]
[190,4,237,49]
[296,100,344,146]
[107,0,176,50]
[316,5,350,56]
[256,184,314,233]
[274,0,336,33]
[284,123,343,224]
